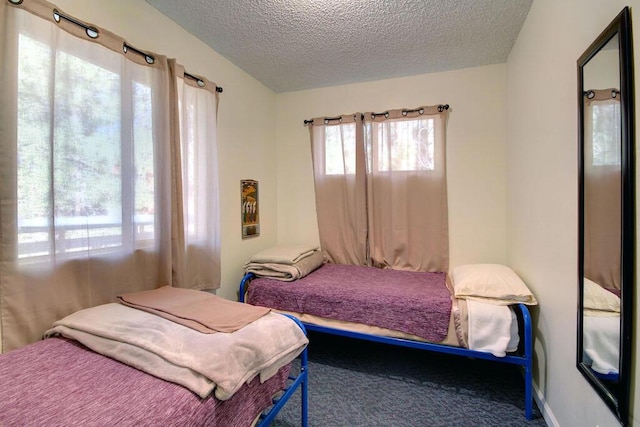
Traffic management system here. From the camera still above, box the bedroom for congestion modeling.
[1,0,639,426]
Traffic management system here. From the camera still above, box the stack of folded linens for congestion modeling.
[244,245,325,281]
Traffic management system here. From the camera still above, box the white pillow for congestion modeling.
[583,277,620,313]
[452,264,537,305]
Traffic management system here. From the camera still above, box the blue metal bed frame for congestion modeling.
[240,272,534,421]
[256,314,308,427]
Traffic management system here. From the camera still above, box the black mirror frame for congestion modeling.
[577,6,635,426]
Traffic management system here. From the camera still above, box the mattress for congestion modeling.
[0,337,290,427]
[246,263,523,357]
[247,263,470,347]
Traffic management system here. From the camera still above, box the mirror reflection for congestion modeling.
[577,7,634,425]
[581,34,621,392]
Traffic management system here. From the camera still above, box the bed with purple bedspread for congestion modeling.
[0,337,291,427]
[247,263,452,343]
[240,261,535,420]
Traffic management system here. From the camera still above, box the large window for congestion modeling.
[1,0,221,351]
[16,34,156,261]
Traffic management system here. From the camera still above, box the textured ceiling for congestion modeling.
[145,0,533,93]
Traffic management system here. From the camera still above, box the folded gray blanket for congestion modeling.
[247,244,320,264]
[245,250,325,281]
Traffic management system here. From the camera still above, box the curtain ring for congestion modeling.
[418,108,425,115]
[8,0,24,4]
[401,110,408,116]
[612,89,619,99]
[585,90,596,99]
[85,27,99,39]
[52,9,99,39]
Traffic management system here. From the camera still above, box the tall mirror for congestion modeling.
[577,7,635,426]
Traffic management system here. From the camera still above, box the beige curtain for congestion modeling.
[0,0,220,351]
[308,114,368,265]
[364,106,449,272]
[171,61,221,290]
[307,106,449,272]
[583,89,621,290]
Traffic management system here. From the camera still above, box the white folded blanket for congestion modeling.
[583,314,620,375]
[247,244,319,265]
[467,300,519,357]
[245,249,325,281]
[44,303,308,400]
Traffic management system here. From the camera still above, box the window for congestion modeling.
[16,34,156,260]
[1,1,222,352]
[309,106,449,271]
[591,102,621,166]
[324,117,435,175]
[324,123,356,175]
[365,117,435,172]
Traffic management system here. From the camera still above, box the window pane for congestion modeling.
[17,35,52,258]
[325,123,356,175]
[133,81,155,243]
[16,34,155,260]
[592,103,621,166]
[52,47,122,253]
[371,118,435,172]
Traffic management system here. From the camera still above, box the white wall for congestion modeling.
[506,0,640,426]
[52,0,280,300]
[275,64,509,269]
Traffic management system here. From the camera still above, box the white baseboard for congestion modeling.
[533,381,560,427]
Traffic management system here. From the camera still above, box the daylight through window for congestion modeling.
[17,34,156,261]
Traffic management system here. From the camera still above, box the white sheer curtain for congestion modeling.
[172,61,221,290]
[0,0,220,351]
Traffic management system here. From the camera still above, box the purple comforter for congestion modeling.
[0,337,289,427]
[248,263,451,342]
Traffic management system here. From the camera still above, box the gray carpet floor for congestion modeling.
[271,331,547,427]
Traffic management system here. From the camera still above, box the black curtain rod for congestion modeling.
[52,8,99,39]
[303,105,450,125]
[184,71,223,92]
[123,42,156,65]
[583,89,618,99]
[51,6,158,66]
[21,2,224,92]
[303,113,364,126]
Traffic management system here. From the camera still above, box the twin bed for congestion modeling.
[0,287,309,427]
[240,247,538,421]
